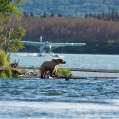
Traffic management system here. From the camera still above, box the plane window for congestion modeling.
[44,42,50,45]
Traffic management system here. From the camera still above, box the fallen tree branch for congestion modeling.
[18,67,119,73]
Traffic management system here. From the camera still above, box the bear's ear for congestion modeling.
[58,59,62,63]
[52,58,57,62]
[52,58,60,64]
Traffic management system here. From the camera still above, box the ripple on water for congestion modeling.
[0,78,119,119]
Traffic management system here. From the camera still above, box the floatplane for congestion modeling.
[22,36,86,57]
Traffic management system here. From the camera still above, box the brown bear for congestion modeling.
[40,58,66,79]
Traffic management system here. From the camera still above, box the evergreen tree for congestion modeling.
[58,13,62,17]
[111,9,116,20]
[97,13,101,19]
[30,12,34,17]
[85,13,88,18]
[23,11,29,17]
[102,12,105,18]
[89,12,92,17]
[115,11,118,20]
[42,10,47,18]
[93,13,97,18]
[108,12,111,20]
[50,12,55,17]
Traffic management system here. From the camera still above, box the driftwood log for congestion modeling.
[18,66,119,73]
[10,59,20,68]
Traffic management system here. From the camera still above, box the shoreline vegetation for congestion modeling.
[0,52,119,79]
[0,1,26,78]
[0,55,72,79]
[0,50,12,78]
[12,66,119,80]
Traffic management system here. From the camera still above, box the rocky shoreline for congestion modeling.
[8,60,119,79]
[17,67,119,80]
[18,69,119,80]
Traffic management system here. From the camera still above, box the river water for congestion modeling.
[0,53,119,119]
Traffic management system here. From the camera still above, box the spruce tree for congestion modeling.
[111,9,116,20]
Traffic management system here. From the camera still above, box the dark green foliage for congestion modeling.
[86,9,119,21]
[58,13,62,17]
[50,12,55,17]
[8,27,26,53]
[0,0,26,54]
[0,0,26,78]
[23,11,29,17]
[42,10,47,18]
[0,50,12,78]
[85,13,88,18]
[57,68,71,76]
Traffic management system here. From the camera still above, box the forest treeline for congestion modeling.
[85,9,119,21]
[6,16,119,54]
[24,9,119,22]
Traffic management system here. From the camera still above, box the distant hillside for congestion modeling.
[19,0,119,17]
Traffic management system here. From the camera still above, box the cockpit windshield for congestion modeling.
[44,41,50,45]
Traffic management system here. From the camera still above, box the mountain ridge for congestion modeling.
[19,0,119,17]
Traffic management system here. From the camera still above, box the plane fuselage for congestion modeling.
[40,42,51,52]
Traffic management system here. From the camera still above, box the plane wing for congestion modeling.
[51,43,86,47]
[22,41,86,47]
[22,41,43,46]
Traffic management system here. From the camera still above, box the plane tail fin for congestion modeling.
[40,36,42,42]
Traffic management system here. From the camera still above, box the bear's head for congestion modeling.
[52,58,66,65]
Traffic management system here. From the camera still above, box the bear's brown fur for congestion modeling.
[40,58,66,79]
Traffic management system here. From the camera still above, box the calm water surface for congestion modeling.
[0,53,119,119]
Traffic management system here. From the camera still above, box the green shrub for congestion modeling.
[5,66,12,78]
[57,68,71,76]
[0,71,7,78]
[0,50,12,78]
[20,68,27,72]
[0,50,7,67]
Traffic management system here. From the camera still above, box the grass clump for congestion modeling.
[0,50,12,78]
[20,68,26,72]
[0,71,7,78]
[57,68,71,76]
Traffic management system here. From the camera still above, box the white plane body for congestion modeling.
[22,36,86,56]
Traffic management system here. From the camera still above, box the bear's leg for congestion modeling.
[53,71,58,77]
[50,70,53,77]
[41,71,44,79]
[41,75,44,79]
[53,67,58,78]
[43,71,48,78]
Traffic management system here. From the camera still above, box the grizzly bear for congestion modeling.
[40,58,66,79]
